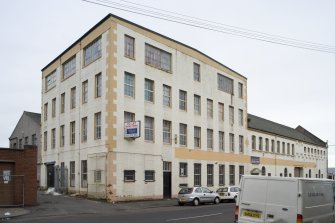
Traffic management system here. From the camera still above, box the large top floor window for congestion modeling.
[45,70,56,91]
[84,37,102,66]
[193,63,200,81]
[218,73,234,94]
[145,44,172,72]
[62,56,76,79]
[124,35,135,59]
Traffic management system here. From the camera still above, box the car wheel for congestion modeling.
[234,196,237,203]
[214,197,220,204]
[193,198,200,206]
[178,202,185,206]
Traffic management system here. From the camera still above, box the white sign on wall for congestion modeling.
[124,121,141,138]
[3,170,11,184]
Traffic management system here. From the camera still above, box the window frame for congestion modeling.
[124,35,135,59]
[124,170,136,182]
[83,37,102,67]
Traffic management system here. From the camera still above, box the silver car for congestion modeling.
[177,187,221,206]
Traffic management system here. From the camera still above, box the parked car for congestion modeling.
[216,186,239,202]
[177,187,221,206]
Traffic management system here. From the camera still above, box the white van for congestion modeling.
[235,175,335,223]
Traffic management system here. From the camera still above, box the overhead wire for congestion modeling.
[83,0,335,53]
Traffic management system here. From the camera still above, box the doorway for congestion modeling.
[163,162,171,199]
[46,164,55,188]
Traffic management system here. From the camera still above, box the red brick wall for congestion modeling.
[0,145,37,206]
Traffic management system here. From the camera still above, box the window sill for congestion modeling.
[124,55,135,60]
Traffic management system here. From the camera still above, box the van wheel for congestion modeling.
[214,197,220,204]
[193,198,200,206]
[234,196,237,203]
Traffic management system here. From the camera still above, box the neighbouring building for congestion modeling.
[0,145,37,206]
[9,111,41,184]
[40,14,328,202]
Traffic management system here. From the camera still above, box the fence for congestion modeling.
[54,165,68,194]
[0,175,24,207]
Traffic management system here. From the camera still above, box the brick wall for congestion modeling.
[0,145,37,206]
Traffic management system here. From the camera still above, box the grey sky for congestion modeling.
[1,0,334,165]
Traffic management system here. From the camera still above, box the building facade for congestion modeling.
[40,14,327,201]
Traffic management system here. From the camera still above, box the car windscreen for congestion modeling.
[179,188,193,194]
[222,187,228,192]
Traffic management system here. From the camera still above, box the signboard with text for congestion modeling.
[251,156,260,164]
[124,121,141,138]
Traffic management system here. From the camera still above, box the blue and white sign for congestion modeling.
[124,121,141,138]
[251,156,260,164]
[3,170,11,184]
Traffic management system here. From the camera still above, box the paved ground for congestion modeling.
[1,191,177,221]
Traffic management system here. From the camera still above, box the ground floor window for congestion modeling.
[207,164,214,186]
[70,161,75,187]
[81,160,87,188]
[229,165,235,185]
[219,165,225,186]
[124,170,135,182]
[145,170,155,182]
[194,163,201,186]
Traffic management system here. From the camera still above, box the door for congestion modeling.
[163,162,171,199]
[0,162,14,205]
[46,164,55,188]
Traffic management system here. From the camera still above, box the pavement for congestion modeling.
[0,191,177,220]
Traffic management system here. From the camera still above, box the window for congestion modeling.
[259,137,263,150]
[284,168,288,177]
[193,63,200,81]
[45,70,56,91]
[179,163,187,177]
[207,164,214,187]
[163,85,171,107]
[194,95,201,115]
[95,73,102,98]
[60,125,65,147]
[282,142,285,154]
[194,163,201,186]
[145,170,155,182]
[144,79,154,102]
[218,73,234,94]
[219,164,225,186]
[287,143,290,155]
[229,106,234,125]
[292,144,295,155]
[179,123,187,146]
[265,138,269,152]
[218,103,224,121]
[252,135,256,150]
[124,170,135,182]
[84,37,101,66]
[124,35,135,58]
[52,98,56,117]
[179,90,187,111]
[219,131,224,151]
[70,161,75,187]
[229,133,235,152]
[239,166,244,182]
[44,103,48,121]
[70,121,75,145]
[145,43,172,72]
[163,120,171,144]
[238,82,243,98]
[277,141,280,153]
[43,131,47,151]
[82,117,87,142]
[124,72,135,97]
[24,136,28,145]
[32,134,37,145]
[70,87,76,109]
[271,139,275,152]
[207,129,213,150]
[63,56,76,79]
[238,109,243,126]
[145,116,154,142]
[60,93,65,113]
[82,80,88,104]
[19,139,22,149]
[262,166,266,176]
[81,160,88,188]
[94,170,102,183]
[51,128,56,149]
[207,99,213,118]
[239,135,244,153]
[229,165,235,185]
[194,126,201,148]
[124,111,135,122]
[95,112,102,139]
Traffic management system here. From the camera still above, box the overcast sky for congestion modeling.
[1,0,334,166]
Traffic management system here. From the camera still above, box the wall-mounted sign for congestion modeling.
[3,170,11,184]
[124,121,141,138]
[251,156,260,164]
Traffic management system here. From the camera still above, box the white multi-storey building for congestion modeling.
[40,14,328,201]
